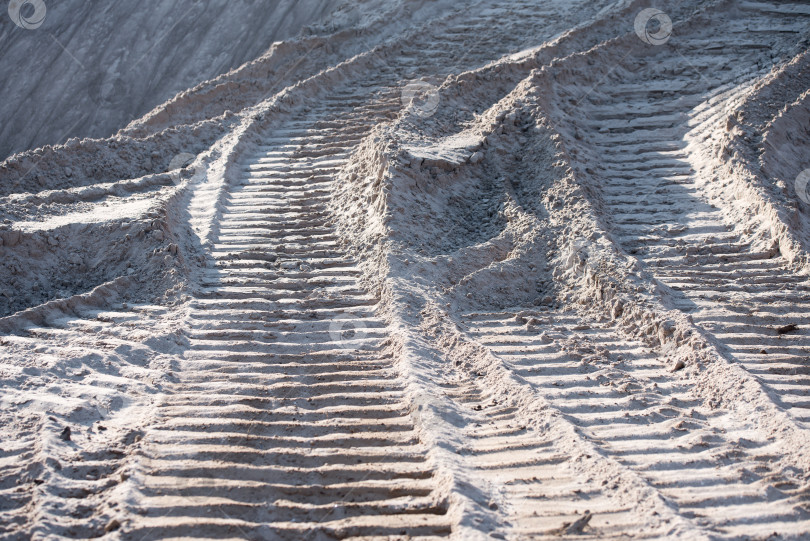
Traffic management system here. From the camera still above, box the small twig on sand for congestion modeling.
[777,323,799,335]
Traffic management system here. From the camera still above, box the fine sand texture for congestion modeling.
[1,0,810,539]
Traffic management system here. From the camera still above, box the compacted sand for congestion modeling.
[2,0,810,539]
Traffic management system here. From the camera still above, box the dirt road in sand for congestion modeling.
[1,0,810,539]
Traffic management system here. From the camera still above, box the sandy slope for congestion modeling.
[1,0,810,539]
[0,0,356,160]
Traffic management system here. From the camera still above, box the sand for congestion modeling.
[1,0,810,539]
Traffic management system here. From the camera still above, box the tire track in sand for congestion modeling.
[126,90,453,539]
[461,310,810,538]
[565,1,810,426]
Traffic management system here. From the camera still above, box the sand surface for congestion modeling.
[1,0,810,539]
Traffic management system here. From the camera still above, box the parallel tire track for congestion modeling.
[126,92,454,539]
[462,310,810,538]
[441,375,656,539]
[15,1,810,538]
[569,1,810,426]
[125,2,619,537]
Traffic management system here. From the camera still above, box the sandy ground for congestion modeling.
[0,0,365,160]
[1,0,810,539]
